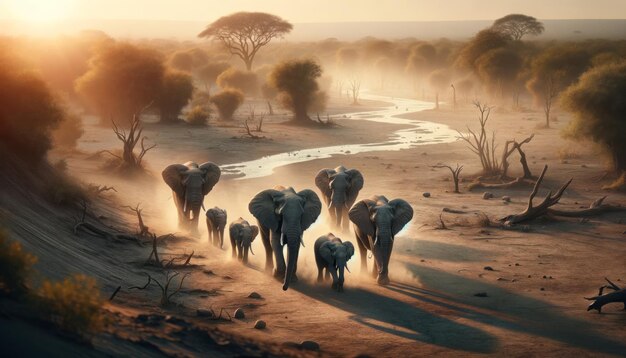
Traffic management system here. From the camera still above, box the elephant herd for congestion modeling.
[162,161,414,292]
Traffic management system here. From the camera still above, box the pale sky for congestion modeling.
[1,0,625,23]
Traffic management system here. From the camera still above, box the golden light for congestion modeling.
[6,0,75,23]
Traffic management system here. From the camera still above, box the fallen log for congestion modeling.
[468,177,535,191]
[548,196,626,217]
[586,278,626,313]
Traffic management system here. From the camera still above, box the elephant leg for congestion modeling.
[317,266,324,283]
[219,228,225,249]
[291,256,299,283]
[356,234,368,273]
[372,261,379,278]
[324,269,331,281]
[230,237,237,258]
[377,242,393,285]
[342,210,350,233]
[237,243,243,261]
[259,225,273,273]
[271,232,286,279]
[328,264,339,289]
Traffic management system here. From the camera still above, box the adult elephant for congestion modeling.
[348,195,413,285]
[315,165,364,232]
[249,186,321,291]
[162,161,221,234]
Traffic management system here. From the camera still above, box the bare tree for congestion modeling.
[348,78,361,105]
[457,101,501,175]
[431,163,464,193]
[103,103,156,170]
[501,134,534,179]
[129,272,189,306]
[542,75,559,128]
[198,12,292,70]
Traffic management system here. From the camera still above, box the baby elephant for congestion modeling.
[314,234,355,292]
[206,207,227,248]
[229,218,259,264]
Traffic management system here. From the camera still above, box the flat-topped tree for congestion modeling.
[198,12,292,71]
[491,14,544,41]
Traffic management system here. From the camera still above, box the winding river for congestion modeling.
[220,93,459,180]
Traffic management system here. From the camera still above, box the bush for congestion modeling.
[157,70,194,123]
[269,59,325,123]
[37,274,105,336]
[52,111,84,150]
[216,68,258,96]
[0,230,37,294]
[210,89,244,120]
[43,171,86,207]
[185,105,210,126]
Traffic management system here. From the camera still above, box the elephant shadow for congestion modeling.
[293,283,498,353]
[391,263,626,356]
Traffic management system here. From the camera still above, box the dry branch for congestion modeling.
[548,196,626,217]
[431,163,463,193]
[502,134,534,179]
[468,177,535,191]
[586,278,626,313]
[123,203,151,237]
[500,165,572,226]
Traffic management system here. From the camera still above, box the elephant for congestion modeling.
[315,166,364,232]
[162,161,221,234]
[248,186,322,291]
[206,207,227,248]
[314,233,355,292]
[229,217,259,264]
[348,195,413,285]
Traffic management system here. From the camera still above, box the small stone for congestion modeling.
[223,275,233,280]
[254,320,266,329]
[248,292,262,299]
[515,263,520,266]
[543,275,547,279]
[540,287,545,291]
[234,308,245,319]
[483,192,494,200]
[484,266,494,271]
[196,309,214,318]
[528,275,531,278]
[502,196,511,202]
[202,269,215,276]
[300,341,320,351]
[474,292,488,297]
[422,192,431,198]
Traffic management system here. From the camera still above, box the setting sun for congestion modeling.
[5,0,74,22]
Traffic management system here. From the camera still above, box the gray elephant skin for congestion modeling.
[162,161,221,234]
[206,207,227,248]
[349,195,413,285]
[314,233,355,292]
[229,217,259,264]
[248,186,322,291]
[315,166,364,232]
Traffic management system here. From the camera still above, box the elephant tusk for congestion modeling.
[300,237,305,248]
[345,264,351,273]
[201,201,206,212]
[373,236,379,246]
[280,232,286,246]
[249,246,255,256]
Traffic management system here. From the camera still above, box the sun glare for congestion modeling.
[6,0,74,23]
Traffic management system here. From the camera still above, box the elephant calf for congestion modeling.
[229,218,259,264]
[206,207,227,248]
[314,233,355,292]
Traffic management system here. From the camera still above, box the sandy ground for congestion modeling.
[2,95,626,357]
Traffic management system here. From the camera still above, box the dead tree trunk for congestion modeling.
[501,134,534,179]
[457,101,500,175]
[548,196,626,217]
[500,165,572,226]
[586,278,626,313]
[107,103,156,170]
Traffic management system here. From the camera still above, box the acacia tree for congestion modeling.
[75,42,165,125]
[561,62,626,187]
[492,14,544,41]
[198,12,292,71]
[476,48,523,100]
[269,59,325,124]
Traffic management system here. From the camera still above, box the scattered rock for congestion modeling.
[501,196,511,202]
[345,150,351,154]
[474,292,488,297]
[483,192,494,200]
[581,164,587,168]
[202,269,215,275]
[515,263,520,266]
[497,277,509,282]
[197,309,214,318]
[540,287,545,291]
[528,275,531,278]
[422,192,431,198]
[254,320,266,329]
[483,266,494,271]
[234,308,245,319]
[135,314,165,326]
[223,275,233,280]
[248,292,262,299]
[300,341,320,351]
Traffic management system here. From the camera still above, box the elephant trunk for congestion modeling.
[283,240,300,291]
[184,187,204,220]
[242,245,249,264]
[373,225,393,281]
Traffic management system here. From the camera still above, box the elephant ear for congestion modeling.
[344,241,355,259]
[345,169,364,207]
[199,161,221,195]
[250,225,259,241]
[162,164,188,199]
[229,224,239,242]
[248,189,283,231]
[319,241,334,263]
[348,199,376,237]
[298,189,322,230]
[314,169,335,204]
[390,199,414,236]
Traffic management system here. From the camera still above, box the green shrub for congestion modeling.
[0,230,37,294]
[185,105,210,126]
[37,274,105,336]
